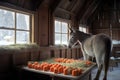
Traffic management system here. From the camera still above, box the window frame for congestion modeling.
[54,18,70,45]
[0,6,33,45]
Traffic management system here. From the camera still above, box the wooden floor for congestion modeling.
[91,63,120,80]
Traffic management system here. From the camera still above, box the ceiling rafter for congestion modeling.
[76,0,93,21]
[21,0,26,8]
[0,1,34,12]
[87,0,105,24]
[81,0,103,22]
[50,0,62,13]
[71,0,82,12]
[57,7,75,15]
[66,0,77,11]
[31,0,44,11]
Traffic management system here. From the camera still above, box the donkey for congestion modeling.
[68,28,112,80]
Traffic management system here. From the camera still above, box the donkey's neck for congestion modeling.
[79,33,92,43]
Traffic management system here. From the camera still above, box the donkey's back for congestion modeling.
[84,33,112,58]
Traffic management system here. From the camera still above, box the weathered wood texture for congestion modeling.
[90,0,120,41]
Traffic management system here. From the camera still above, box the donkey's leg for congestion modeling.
[103,55,110,80]
[83,52,89,60]
[94,64,103,80]
[94,55,103,80]
[103,65,108,80]
[81,47,89,60]
[81,48,87,60]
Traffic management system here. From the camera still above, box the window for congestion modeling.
[0,8,31,45]
[54,20,69,45]
[79,25,87,33]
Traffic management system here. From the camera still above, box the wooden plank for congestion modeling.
[61,49,66,58]
[81,0,103,21]
[38,5,49,46]
[66,0,77,11]
[76,0,93,20]
[13,52,28,66]
[57,7,75,15]
[31,0,44,10]
[76,48,80,59]
[30,50,40,61]
[77,48,83,59]
[71,48,77,59]
[50,0,61,13]
[54,49,61,58]
[0,1,35,13]
[0,53,12,72]
[66,48,72,59]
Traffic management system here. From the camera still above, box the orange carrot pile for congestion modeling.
[27,58,94,76]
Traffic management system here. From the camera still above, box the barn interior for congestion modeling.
[0,0,120,80]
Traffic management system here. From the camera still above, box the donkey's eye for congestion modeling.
[71,37,74,39]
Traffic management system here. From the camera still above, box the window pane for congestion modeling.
[17,13,30,30]
[79,27,83,31]
[83,27,86,33]
[62,34,67,45]
[55,34,61,44]
[55,21,61,32]
[0,9,15,28]
[0,30,14,45]
[16,31,29,44]
[62,22,68,33]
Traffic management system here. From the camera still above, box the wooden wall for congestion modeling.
[88,0,120,57]
[90,0,120,41]
[34,3,49,46]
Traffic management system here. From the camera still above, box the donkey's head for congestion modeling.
[68,28,82,48]
[68,28,91,48]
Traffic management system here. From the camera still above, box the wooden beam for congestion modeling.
[0,1,35,13]
[57,7,75,15]
[87,0,105,24]
[87,10,98,25]
[76,0,93,21]
[50,0,62,13]
[31,0,44,11]
[67,0,77,11]
[71,0,83,12]
[81,0,103,22]
[19,0,25,8]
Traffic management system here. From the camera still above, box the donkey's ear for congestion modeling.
[68,26,77,33]
[68,27,73,33]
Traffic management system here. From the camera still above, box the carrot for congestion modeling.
[63,68,68,75]
[41,64,45,70]
[72,69,78,76]
[31,64,36,69]
[67,67,72,74]
[34,61,39,65]
[77,68,82,75]
[50,67,54,72]
[54,68,58,74]
[58,67,63,73]
[86,60,92,66]
[43,66,48,71]
[38,65,42,70]
[28,62,32,68]
[35,65,40,70]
